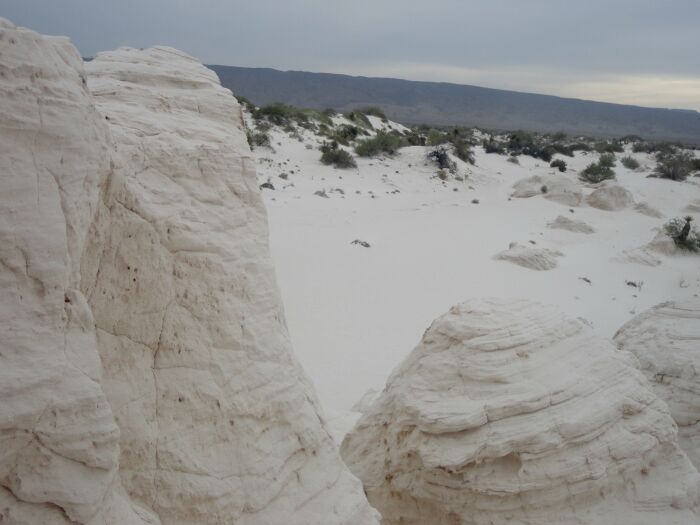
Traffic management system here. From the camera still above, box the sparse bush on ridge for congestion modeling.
[320,141,357,168]
[550,159,567,172]
[664,216,700,252]
[452,139,475,164]
[483,139,505,154]
[246,130,271,150]
[236,95,255,111]
[347,110,372,129]
[355,131,404,157]
[653,151,694,181]
[353,106,388,121]
[569,142,593,152]
[620,156,640,169]
[594,141,624,154]
[428,146,456,173]
[580,154,616,183]
[598,153,616,168]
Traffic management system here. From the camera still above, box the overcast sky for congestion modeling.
[3,0,699,110]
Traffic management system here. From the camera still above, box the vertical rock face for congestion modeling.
[0,20,378,525]
[341,299,700,525]
[0,18,128,524]
[614,300,700,469]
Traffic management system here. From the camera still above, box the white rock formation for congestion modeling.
[494,243,563,270]
[614,300,700,469]
[547,215,595,233]
[0,19,377,525]
[685,200,700,213]
[511,174,584,207]
[587,184,634,211]
[613,247,662,267]
[341,299,700,525]
[635,201,665,218]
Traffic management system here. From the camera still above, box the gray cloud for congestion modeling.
[2,0,699,109]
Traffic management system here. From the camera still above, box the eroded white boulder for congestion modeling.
[547,215,595,234]
[341,299,700,525]
[494,243,563,270]
[0,20,378,525]
[587,184,634,211]
[511,174,584,207]
[614,300,700,469]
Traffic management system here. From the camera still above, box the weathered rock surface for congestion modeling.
[614,300,700,469]
[511,174,584,207]
[341,299,700,525]
[587,184,634,211]
[547,215,595,234]
[0,19,377,525]
[635,201,664,218]
[494,243,563,270]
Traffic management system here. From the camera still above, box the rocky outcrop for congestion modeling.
[0,19,377,525]
[614,300,700,469]
[587,184,634,211]
[493,243,563,270]
[341,299,700,525]
[547,215,595,233]
[635,201,664,218]
[511,174,584,207]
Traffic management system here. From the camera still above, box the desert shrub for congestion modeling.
[331,124,364,145]
[236,95,255,111]
[620,156,640,169]
[347,111,372,128]
[354,106,388,121]
[664,216,700,252]
[692,158,700,172]
[254,103,307,125]
[549,143,574,157]
[598,153,616,168]
[483,139,505,154]
[653,151,694,181]
[403,130,427,146]
[246,130,271,150]
[320,141,357,168]
[569,142,593,152]
[550,159,567,172]
[355,131,404,157]
[426,128,449,146]
[654,143,680,160]
[452,139,475,164]
[428,146,456,173]
[632,142,651,153]
[595,141,624,154]
[507,156,520,165]
[580,162,615,183]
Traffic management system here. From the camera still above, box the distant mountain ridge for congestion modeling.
[209,65,700,144]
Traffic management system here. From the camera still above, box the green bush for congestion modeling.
[428,146,456,173]
[569,142,593,152]
[653,151,694,181]
[580,162,615,183]
[254,103,308,125]
[355,131,404,157]
[550,159,567,172]
[353,106,388,121]
[246,130,271,150]
[620,156,640,169]
[483,139,505,154]
[347,111,372,129]
[598,153,616,168]
[330,124,365,145]
[594,141,624,154]
[664,216,700,252]
[452,140,475,164]
[236,95,255,111]
[427,128,449,146]
[320,141,357,168]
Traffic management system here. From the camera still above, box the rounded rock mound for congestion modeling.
[614,300,700,469]
[587,184,634,211]
[341,299,700,525]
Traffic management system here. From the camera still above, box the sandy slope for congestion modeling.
[249,115,700,437]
